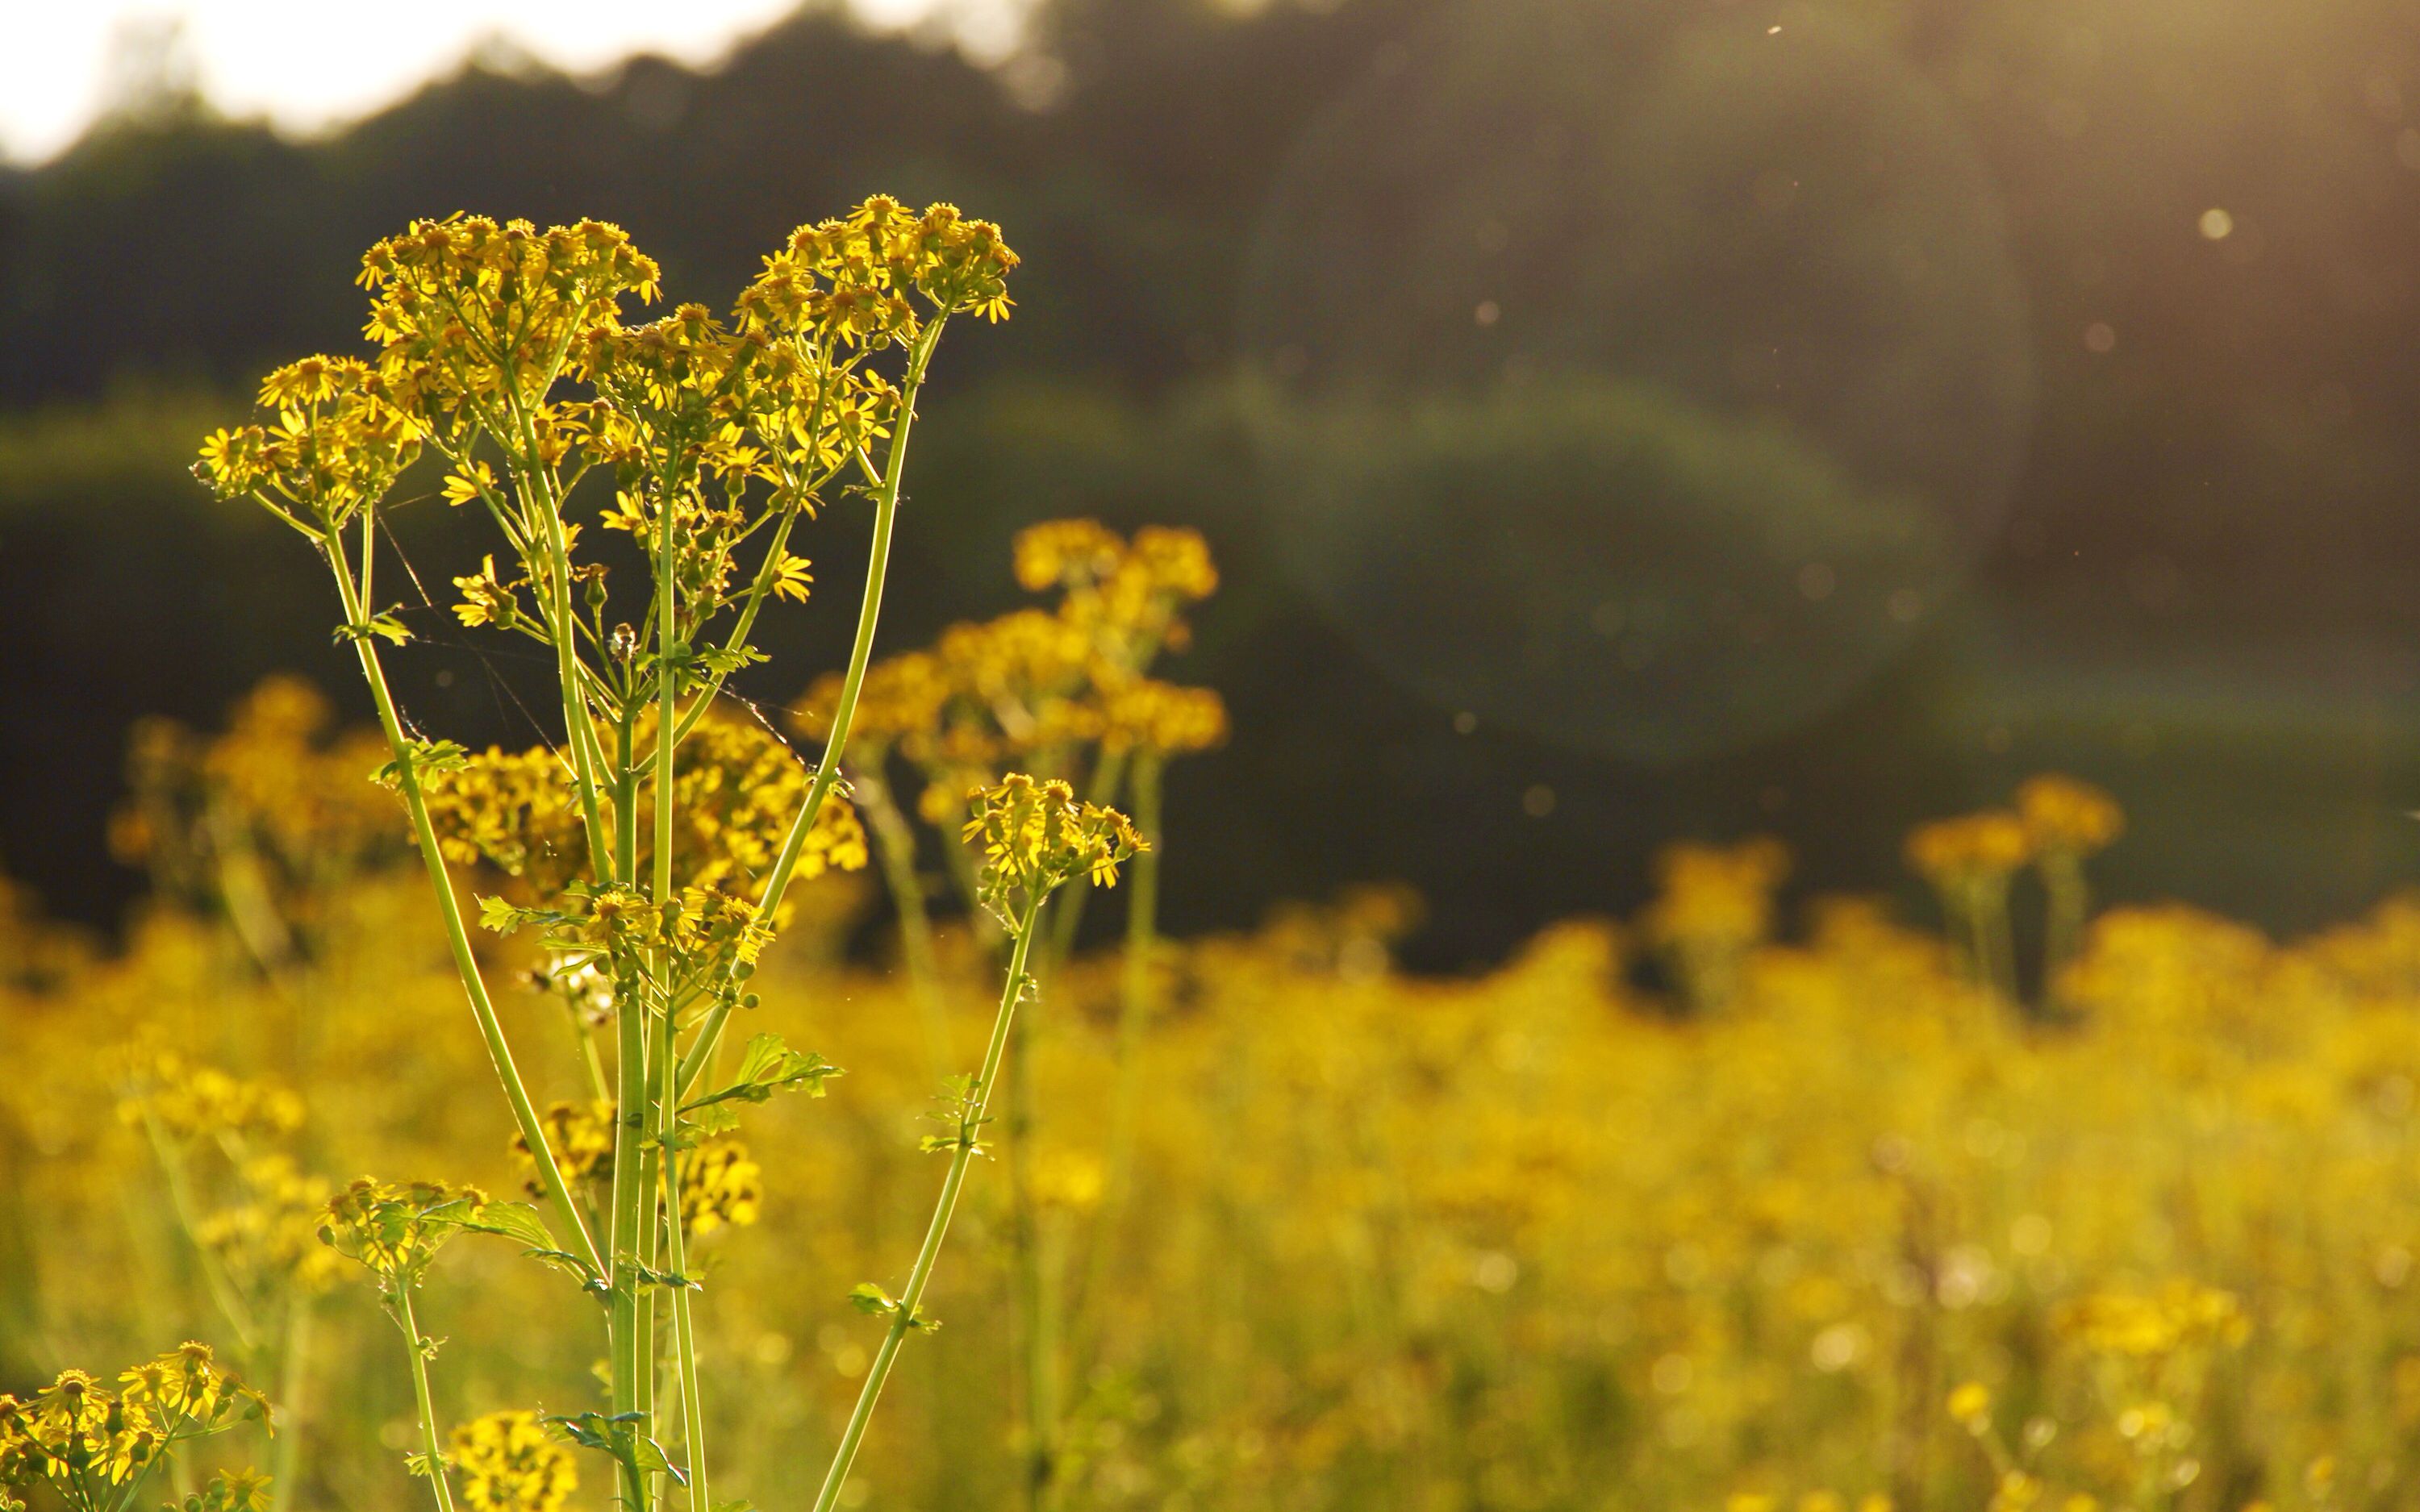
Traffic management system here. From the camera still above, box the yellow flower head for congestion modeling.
[2017,773,2125,855]
[317,1178,490,1290]
[1100,678,1229,757]
[1905,811,2033,887]
[679,1136,764,1235]
[1641,837,1790,950]
[358,214,660,418]
[510,1101,617,1195]
[1946,1380,1992,1430]
[195,356,423,530]
[450,1411,575,1512]
[962,773,1146,905]
[2055,1280,2249,1358]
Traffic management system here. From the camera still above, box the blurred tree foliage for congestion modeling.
[7,0,2420,962]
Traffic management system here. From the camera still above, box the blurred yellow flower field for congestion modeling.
[13,663,2420,1510]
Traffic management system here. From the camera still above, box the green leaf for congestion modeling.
[335,612,413,647]
[478,896,532,935]
[463,1201,561,1254]
[849,1282,895,1318]
[633,1264,699,1292]
[681,1032,841,1114]
[521,1247,598,1284]
[546,1414,689,1489]
[691,644,769,680]
[403,1451,449,1480]
[374,739,470,787]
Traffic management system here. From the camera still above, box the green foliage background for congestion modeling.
[7,0,2420,962]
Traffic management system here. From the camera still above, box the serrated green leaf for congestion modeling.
[682,1032,841,1114]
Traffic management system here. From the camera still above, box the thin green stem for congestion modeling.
[616,712,641,896]
[1071,756,1163,1367]
[498,389,617,887]
[810,896,1041,1512]
[653,468,680,908]
[670,500,806,747]
[624,456,686,1512]
[609,968,650,1512]
[859,763,953,1081]
[137,1110,262,1355]
[678,321,945,1098]
[1008,749,1127,1506]
[658,1010,710,1512]
[2040,852,2089,1012]
[1009,1015,1055,1512]
[268,1293,313,1512]
[529,483,616,885]
[326,526,605,1281]
[394,1289,457,1512]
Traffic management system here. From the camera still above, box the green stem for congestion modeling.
[508,406,616,885]
[678,322,945,1098]
[670,501,806,747]
[2040,851,2089,1011]
[653,465,680,908]
[659,1011,711,1512]
[617,710,641,894]
[326,527,605,1281]
[609,967,650,1512]
[1008,1009,1053,1512]
[1071,757,1163,1364]
[624,455,685,1510]
[859,764,953,1081]
[268,1294,313,1512]
[810,896,1041,1512]
[137,1110,262,1355]
[394,1288,457,1512]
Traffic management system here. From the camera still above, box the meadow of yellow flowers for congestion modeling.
[13,579,2420,1512]
[9,200,2420,1512]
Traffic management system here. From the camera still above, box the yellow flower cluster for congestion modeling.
[1642,837,1791,1011]
[737,196,1018,343]
[316,1177,490,1289]
[1905,811,2033,886]
[115,1050,304,1143]
[0,1345,268,1512]
[2054,1281,2249,1359]
[1099,677,1229,758]
[2016,775,2124,856]
[195,1155,342,1297]
[358,215,660,419]
[792,519,1225,827]
[1907,775,2129,1003]
[679,1137,765,1235]
[418,709,866,906]
[449,1410,576,1512]
[193,356,423,531]
[962,774,1146,906]
[111,676,399,960]
[510,1099,618,1191]
[507,1099,758,1231]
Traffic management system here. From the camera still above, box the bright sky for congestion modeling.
[0,1,968,165]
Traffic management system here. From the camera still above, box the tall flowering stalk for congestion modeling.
[787,521,1222,1506]
[193,200,1129,1512]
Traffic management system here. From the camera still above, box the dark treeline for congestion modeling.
[7,0,2420,966]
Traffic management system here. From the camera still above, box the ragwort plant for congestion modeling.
[192,199,1141,1512]
[787,518,1226,1510]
